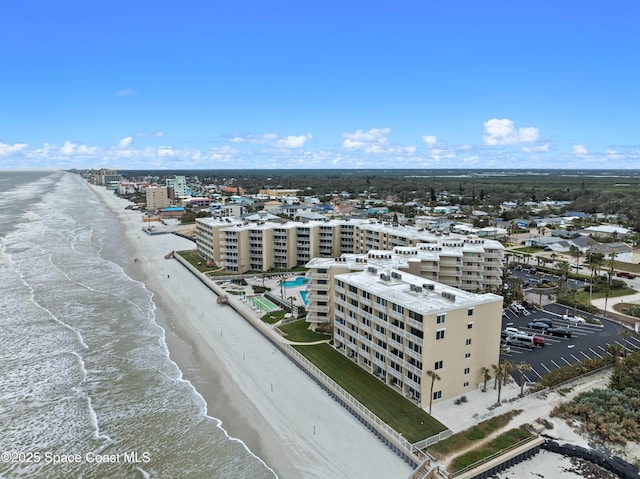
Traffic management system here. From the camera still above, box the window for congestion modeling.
[467,322,473,329]
[465,353,471,359]
[466,338,472,346]
[434,360,443,370]
[392,303,404,314]
[408,310,423,323]
[464,367,470,375]
[436,329,445,340]
[467,308,474,316]
[436,314,446,324]
[463,382,469,387]
[433,390,442,400]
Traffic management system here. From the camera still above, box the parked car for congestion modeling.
[528,321,551,330]
[563,314,586,324]
[521,299,536,309]
[616,271,637,279]
[504,327,522,335]
[536,318,554,327]
[532,334,545,347]
[510,303,527,314]
[547,326,572,338]
[504,336,534,349]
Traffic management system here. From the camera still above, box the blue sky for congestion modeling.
[1,0,639,169]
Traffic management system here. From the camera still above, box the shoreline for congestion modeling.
[87,180,412,479]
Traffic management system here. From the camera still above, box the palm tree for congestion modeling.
[569,245,582,271]
[619,327,631,358]
[606,343,624,363]
[426,370,441,415]
[480,366,491,393]
[517,362,532,397]
[491,364,500,390]
[603,252,617,317]
[495,360,514,404]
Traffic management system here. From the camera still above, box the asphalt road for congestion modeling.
[501,303,640,386]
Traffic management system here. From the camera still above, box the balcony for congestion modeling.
[346,291,358,301]
[405,316,423,331]
[404,376,421,391]
[372,356,386,369]
[309,272,330,280]
[387,323,405,337]
[463,264,484,272]
[311,283,330,292]
[405,347,422,362]
[372,329,386,342]
[403,360,422,376]
[440,260,461,267]
[307,304,330,313]
[388,337,404,351]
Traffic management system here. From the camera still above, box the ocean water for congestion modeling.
[0,171,276,479]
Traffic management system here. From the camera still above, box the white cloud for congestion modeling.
[0,142,29,157]
[59,141,98,156]
[342,127,390,150]
[229,133,278,144]
[136,131,165,138]
[115,89,136,96]
[483,118,540,145]
[572,145,588,155]
[276,133,312,149]
[522,143,550,152]
[422,135,438,147]
[118,136,133,148]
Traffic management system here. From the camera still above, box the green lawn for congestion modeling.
[278,319,331,342]
[450,427,533,473]
[574,287,638,302]
[294,343,446,443]
[429,410,521,457]
[177,250,220,273]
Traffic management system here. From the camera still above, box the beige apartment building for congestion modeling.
[328,268,502,406]
[195,218,503,291]
[195,217,359,272]
[146,186,172,210]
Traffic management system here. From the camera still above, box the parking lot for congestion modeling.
[501,302,640,386]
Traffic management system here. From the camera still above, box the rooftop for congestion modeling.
[335,268,502,314]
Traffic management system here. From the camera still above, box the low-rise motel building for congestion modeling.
[307,265,502,406]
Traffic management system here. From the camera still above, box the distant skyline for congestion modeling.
[1,1,639,170]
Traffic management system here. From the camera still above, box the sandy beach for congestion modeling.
[89,182,412,479]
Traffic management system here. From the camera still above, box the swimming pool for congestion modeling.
[299,290,309,306]
[281,276,309,288]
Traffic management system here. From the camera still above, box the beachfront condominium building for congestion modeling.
[326,268,502,406]
[166,176,188,199]
[195,218,503,292]
[195,217,359,272]
[146,186,172,211]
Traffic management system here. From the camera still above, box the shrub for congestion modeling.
[530,356,614,391]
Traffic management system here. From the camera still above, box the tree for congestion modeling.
[494,360,514,404]
[426,370,441,415]
[569,245,582,271]
[603,252,617,317]
[517,362,532,397]
[619,326,631,358]
[492,364,500,390]
[480,367,491,393]
[606,343,624,363]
